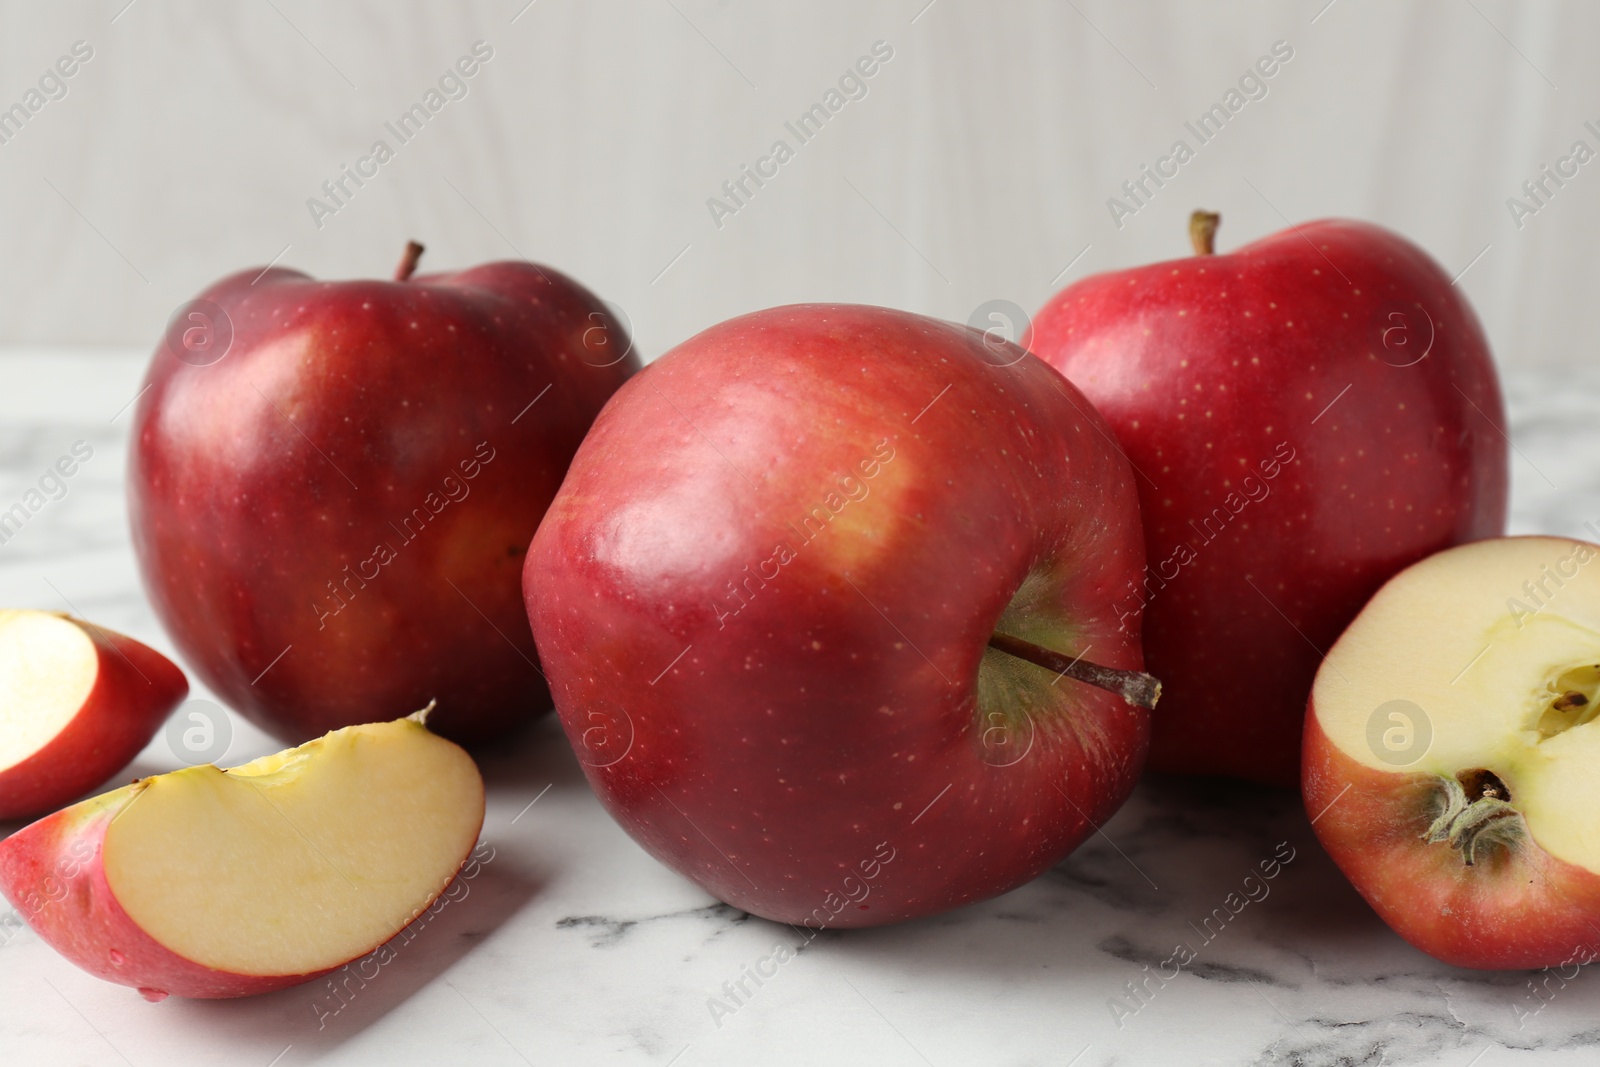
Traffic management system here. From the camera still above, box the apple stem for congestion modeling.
[395,240,425,281]
[987,632,1161,710]
[1189,211,1220,256]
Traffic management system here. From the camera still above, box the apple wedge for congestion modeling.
[0,712,484,999]
[0,610,188,821]
[1305,536,1600,969]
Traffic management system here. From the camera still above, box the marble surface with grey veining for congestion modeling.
[0,352,1597,1067]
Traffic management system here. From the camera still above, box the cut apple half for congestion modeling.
[0,712,485,998]
[0,610,188,820]
[1305,536,1600,969]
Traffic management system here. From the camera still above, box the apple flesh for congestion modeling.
[1305,536,1600,969]
[129,244,638,746]
[1027,214,1508,786]
[0,712,484,998]
[525,303,1153,928]
[0,610,187,821]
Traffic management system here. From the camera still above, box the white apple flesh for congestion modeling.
[1305,536,1600,968]
[0,713,484,998]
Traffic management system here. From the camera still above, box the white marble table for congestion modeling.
[0,351,1595,1066]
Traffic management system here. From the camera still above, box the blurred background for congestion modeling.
[0,0,1589,372]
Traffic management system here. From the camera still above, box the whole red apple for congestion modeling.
[1305,536,1600,970]
[129,243,637,745]
[1026,213,1508,786]
[524,304,1157,927]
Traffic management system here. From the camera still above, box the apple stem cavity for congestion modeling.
[987,632,1161,710]
[395,240,426,282]
[1423,769,1523,867]
[1189,210,1220,256]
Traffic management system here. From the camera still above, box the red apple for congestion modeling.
[0,711,484,999]
[524,303,1157,928]
[0,610,187,821]
[128,243,638,745]
[1026,213,1508,786]
[1305,536,1600,969]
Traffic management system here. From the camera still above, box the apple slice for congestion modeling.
[0,711,484,999]
[1305,536,1600,969]
[0,610,188,821]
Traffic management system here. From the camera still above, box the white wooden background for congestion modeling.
[0,0,1589,368]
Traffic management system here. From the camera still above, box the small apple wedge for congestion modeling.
[0,610,188,821]
[0,710,484,999]
[1305,536,1600,969]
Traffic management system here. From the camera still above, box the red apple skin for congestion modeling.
[128,258,637,746]
[0,620,188,821]
[1303,714,1600,969]
[0,778,482,999]
[1027,220,1508,787]
[525,304,1150,928]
